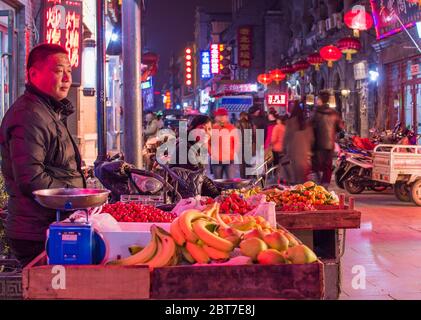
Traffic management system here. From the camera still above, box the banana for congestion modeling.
[170,217,186,246]
[180,246,196,264]
[107,227,158,266]
[178,209,209,243]
[144,225,177,268]
[185,241,209,264]
[192,219,234,252]
[202,244,230,260]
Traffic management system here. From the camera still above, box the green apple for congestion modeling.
[257,249,288,265]
[283,245,318,264]
[239,237,268,261]
[263,232,289,252]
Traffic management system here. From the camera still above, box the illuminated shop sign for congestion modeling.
[43,0,83,86]
[210,44,220,74]
[238,26,252,69]
[370,0,421,40]
[266,93,288,107]
[200,50,211,79]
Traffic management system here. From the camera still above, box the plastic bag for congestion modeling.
[245,196,277,228]
[171,196,209,216]
[67,208,122,232]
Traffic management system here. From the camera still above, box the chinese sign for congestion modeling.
[210,44,220,74]
[43,0,83,85]
[201,50,211,79]
[267,94,288,107]
[237,26,253,69]
[370,0,421,39]
[214,83,258,95]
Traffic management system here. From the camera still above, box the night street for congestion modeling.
[1,0,421,305]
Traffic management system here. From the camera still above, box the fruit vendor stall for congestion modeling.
[21,180,360,300]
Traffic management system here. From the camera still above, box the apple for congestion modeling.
[263,232,289,252]
[283,245,318,264]
[257,249,288,265]
[239,237,268,261]
[283,232,299,247]
[243,228,264,240]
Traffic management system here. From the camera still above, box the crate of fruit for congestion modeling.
[24,204,325,300]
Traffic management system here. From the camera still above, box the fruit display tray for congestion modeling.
[23,253,325,300]
[276,208,361,231]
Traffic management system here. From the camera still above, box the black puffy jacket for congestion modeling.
[169,140,220,198]
[0,84,85,241]
[312,104,344,151]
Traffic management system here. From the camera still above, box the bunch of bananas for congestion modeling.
[107,225,179,269]
[170,205,240,264]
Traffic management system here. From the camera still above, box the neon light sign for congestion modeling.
[200,50,211,79]
[370,0,421,40]
[43,0,83,85]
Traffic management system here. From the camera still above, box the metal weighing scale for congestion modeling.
[33,188,111,265]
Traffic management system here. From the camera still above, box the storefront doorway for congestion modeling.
[386,55,421,134]
[0,10,14,121]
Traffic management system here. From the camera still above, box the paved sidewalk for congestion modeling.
[336,189,421,300]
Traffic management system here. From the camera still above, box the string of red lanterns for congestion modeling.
[344,9,373,38]
[337,37,362,61]
[292,60,310,77]
[307,52,324,71]
[320,45,342,68]
[257,73,273,86]
[269,69,286,84]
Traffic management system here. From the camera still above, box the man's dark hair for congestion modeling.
[318,90,330,105]
[27,44,68,73]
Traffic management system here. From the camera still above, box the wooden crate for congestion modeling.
[151,262,325,300]
[23,253,150,300]
[276,209,361,231]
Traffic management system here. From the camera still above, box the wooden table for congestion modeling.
[276,201,361,300]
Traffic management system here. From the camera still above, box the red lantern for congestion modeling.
[257,73,273,86]
[337,37,361,61]
[280,65,295,79]
[307,52,324,71]
[320,45,342,68]
[269,69,286,84]
[344,10,373,38]
[292,60,310,77]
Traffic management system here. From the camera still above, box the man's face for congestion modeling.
[316,97,323,107]
[145,113,153,122]
[215,115,228,124]
[29,53,72,101]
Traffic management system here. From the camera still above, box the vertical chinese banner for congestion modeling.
[237,26,252,69]
[42,0,83,86]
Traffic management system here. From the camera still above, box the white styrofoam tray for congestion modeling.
[101,222,171,261]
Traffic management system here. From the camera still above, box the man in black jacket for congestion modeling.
[0,44,85,266]
[312,90,344,187]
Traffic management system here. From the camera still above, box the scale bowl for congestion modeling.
[213,178,252,190]
[33,188,111,210]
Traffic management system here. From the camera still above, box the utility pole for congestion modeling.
[122,0,143,168]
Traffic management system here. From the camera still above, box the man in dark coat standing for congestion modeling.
[312,90,344,187]
[0,44,85,266]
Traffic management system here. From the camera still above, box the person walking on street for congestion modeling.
[248,106,267,176]
[283,101,314,184]
[144,112,159,142]
[210,108,239,180]
[269,114,286,183]
[0,44,85,267]
[237,112,255,178]
[312,90,344,187]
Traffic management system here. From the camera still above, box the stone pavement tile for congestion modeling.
[388,292,421,300]
[339,294,394,300]
[340,280,388,297]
